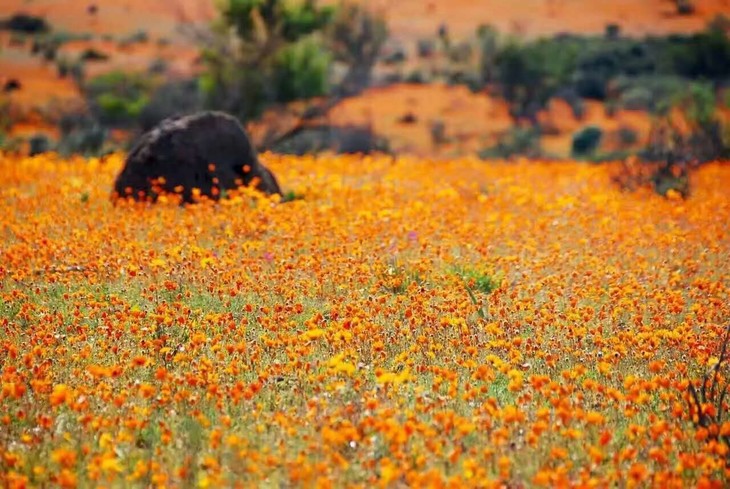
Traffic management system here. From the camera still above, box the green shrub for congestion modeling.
[273,37,331,102]
[618,85,654,111]
[85,71,151,126]
[417,38,435,58]
[572,126,603,157]
[666,28,730,79]
[617,126,639,147]
[465,271,499,295]
[203,0,373,121]
[96,93,148,123]
[223,0,333,43]
[138,79,202,131]
[80,48,109,62]
[272,125,389,155]
[29,134,51,156]
[56,115,107,157]
[120,29,149,45]
[613,75,687,113]
[605,23,621,40]
[405,70,428,84]
[479,127,541,159]
[448,42,472,64]
[493,36,581,115]
[0,13,50,33]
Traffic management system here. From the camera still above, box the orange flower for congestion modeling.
[49,384,71,407]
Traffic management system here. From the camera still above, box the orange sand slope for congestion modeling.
[356,0,730,40]
[1,0,215,41]
[4,0,728,41]
[328,84,513,156]
[1,0,727,153]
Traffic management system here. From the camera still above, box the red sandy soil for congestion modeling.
[56,39,201,78]
[0,44,80,107]
[250,85,657,159]
[327,83,513,156]
[6,0,726,42]
[349,0,730,41]
[2,0,215,40]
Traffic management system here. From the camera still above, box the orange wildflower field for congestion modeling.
[1,153,730,488]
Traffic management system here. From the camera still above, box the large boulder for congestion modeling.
[113,111,281,203]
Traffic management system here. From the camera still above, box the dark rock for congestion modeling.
[113,111,281,203]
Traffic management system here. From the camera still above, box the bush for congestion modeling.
[666,28,730,79]
[0,13,50,34]
[29,134,51,156]
[612,75,693,114]
[223,0,334,44]
[417,38,436,58]
[120,30,149,45]
[96,93,148,124]
[617,126,639,147]
[430,120,448,147]
[80,48,109,62]
[676,0,695,15]
[405,70,429,84]
[85,71,151,127]
[202,0,385,121]
[0,133,23,153]
[56,114,107,156]
[477,24,499,85]
[479,127,542,159]
[618,85,654,111]
[447,70,481,92]
[271,124,389,155]
[572,126,603,157]
[273,38,331,103]
[494,36,581,116]
[138,79,203,131]
[605,23,621,40]
[553,87,585,118]
[611,158,691,198]
[381,43,407,65]
[448,42,472,64]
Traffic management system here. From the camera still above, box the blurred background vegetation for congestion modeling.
[1,0,729,194]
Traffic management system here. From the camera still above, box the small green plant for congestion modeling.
[457,268,499,295]
[453,267,500,319]
[282,190,305,202]
[687,324,730,462]
[379,260,424,295]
